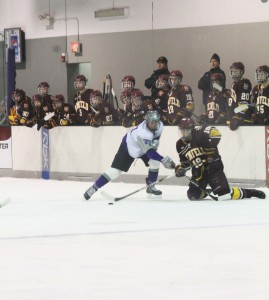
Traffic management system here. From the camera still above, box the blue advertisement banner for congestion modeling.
[41,127,50,179]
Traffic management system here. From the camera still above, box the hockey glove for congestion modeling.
[229,115,241,131]
[60,119,69,126]
[161,156,176,169]
[175,165,186,177]
[20,117,26,125]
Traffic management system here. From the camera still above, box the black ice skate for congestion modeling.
[84,186,97,200]
[146,178,162,196]
[249,189,266,199]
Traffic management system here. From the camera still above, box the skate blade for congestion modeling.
[147,193,162,199]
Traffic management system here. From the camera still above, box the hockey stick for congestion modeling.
[234,103,255,114]
[184,175,218,201]
[212,82,223,92]
[101,174,174,202]
[111,88,119,109]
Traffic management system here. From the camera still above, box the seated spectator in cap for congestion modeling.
[198,53,226,112]
[145,56,170,97]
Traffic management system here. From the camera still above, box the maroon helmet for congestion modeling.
[121,75,135,91]
[156,74,169,89]
[53,94,65,109]
[38,82,50,96]
[210,73,225,90]
[12,89,26,103]
[169,70,183,88]
[230,62,245,81]
[74,75,87,90]
[32,94,43,108]
[90,90,103,108]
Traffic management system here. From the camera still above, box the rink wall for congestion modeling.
[0,125,267,187]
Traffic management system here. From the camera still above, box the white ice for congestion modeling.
[0,177,269,300]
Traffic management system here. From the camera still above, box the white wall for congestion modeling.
[9,126,266,183]
[0,0,268,39]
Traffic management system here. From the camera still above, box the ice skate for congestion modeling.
[84,186,97,200]
[249,189,266,199]
[146,178,162,197]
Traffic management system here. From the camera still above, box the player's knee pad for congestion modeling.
[103,167,122,181]
[148,159,160,171]
[230,187,244,200]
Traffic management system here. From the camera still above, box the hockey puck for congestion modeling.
[108,202,114,205]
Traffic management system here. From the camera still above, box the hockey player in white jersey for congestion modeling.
[84,110,175,200]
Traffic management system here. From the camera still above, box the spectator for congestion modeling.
[198,53,226,112]
[145,56,170,97]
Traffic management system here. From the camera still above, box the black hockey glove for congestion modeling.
[175,165,186,177]
[229,115,241,131]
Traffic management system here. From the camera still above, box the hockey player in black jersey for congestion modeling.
[174,118,265,201]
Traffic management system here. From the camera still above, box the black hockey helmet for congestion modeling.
[178,118,195,142]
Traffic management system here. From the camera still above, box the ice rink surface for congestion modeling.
[0,177,269,300]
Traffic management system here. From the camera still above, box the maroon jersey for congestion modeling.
[204,90,228,124]
[227,78,252,121]
[54,103,76,125]
[17,97,33,122]
[251,83,269,124]
[153,89,169,112]
[41,94,54,107]
[120,98,159,128]
[73,89,93,124]
[98,102,120,126]
[166,85,194,125]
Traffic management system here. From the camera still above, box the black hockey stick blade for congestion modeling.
[101,174,174,202]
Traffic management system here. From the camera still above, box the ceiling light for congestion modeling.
[94,7,128,19]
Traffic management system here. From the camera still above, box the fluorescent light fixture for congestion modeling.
[94,7,128,18]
